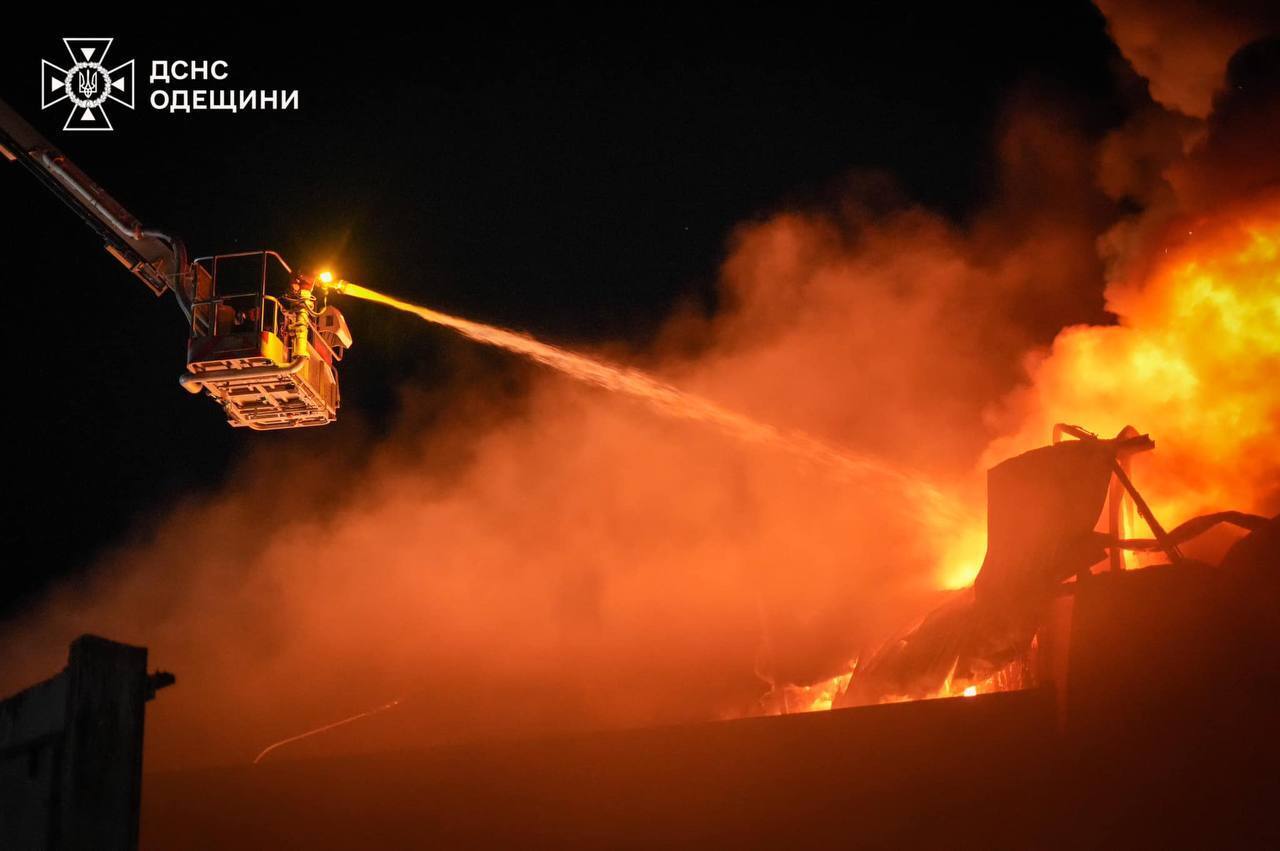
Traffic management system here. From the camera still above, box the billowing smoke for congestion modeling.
[2,15,1278,770]
[1095,0,1279,117]
[991,27,1280,534]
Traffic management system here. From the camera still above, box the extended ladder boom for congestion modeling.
[0,95,352,431]
[0,96,192,317]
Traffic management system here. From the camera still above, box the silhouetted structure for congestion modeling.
[0,635,173,851]
[841,425,1270,705]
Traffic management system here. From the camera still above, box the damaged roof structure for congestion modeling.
[839,424,1272,706]
[138,427,1280,848]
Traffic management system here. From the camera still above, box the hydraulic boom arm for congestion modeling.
[0,96,193,317]
[0,96,353,431]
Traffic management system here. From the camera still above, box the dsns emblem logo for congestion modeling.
[41,38,135,131]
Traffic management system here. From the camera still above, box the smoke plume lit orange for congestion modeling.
[1096,0,1278,117]
[2,15,1277,771]
[989,195,1280,530]
[330,280,962,525]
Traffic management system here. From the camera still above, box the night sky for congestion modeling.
[0,7,1124,616]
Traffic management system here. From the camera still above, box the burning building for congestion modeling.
[2,3,1279,848]
[134,442,1279,847]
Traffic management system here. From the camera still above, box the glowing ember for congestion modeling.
[253,699,402,765]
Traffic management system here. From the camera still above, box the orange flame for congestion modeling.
[938,197,1280,599]
[802,196,1280,711]
[990,197,1280,532]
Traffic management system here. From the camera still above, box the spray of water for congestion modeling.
[330,282,964,522]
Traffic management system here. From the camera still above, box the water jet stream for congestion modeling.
[334,282,964,521]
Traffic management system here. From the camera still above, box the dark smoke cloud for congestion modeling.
[1092,0,1280,285]
[1095,0,1280,117]
[1169,36,1280,208]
